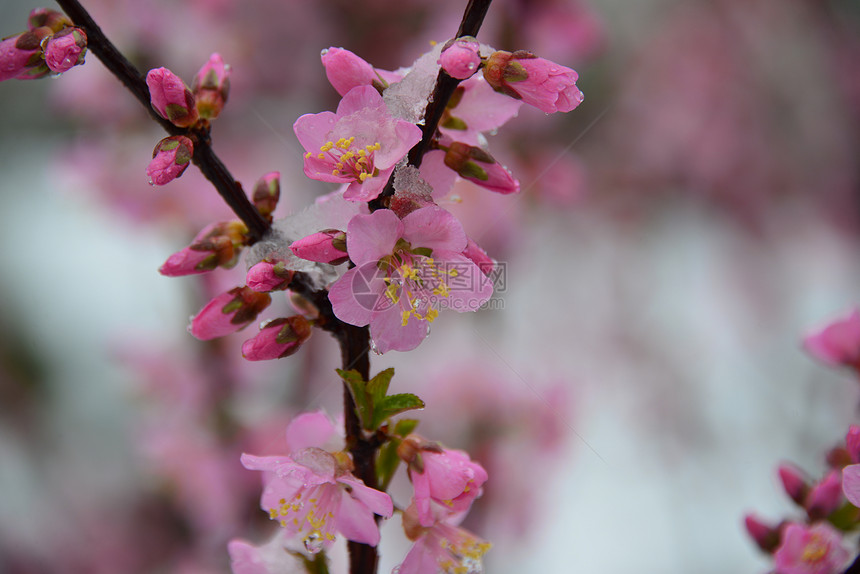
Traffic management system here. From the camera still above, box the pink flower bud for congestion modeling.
[147,135,194,186]
[805,470,843,519]
[462,237,494,277]
[251,171,280,219]
[803,308,860,371]
[246,260,294,292]
[241,316,312,361]
[290,230,349,265]
[847,426,860,464]
[439,37,481,80]
[442,141,519,194]
[0,28,52,82]
[43,28,86,74]
[189,286,271,341]
[778,464,810,506]
[743,514,780,553]
[146,67,199,127]
[321,47,394,96]
[192,53,230,120]
[483,50,583,114]
[159,220,249,276]
[28,9,72,32]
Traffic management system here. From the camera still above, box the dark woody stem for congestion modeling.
[54,0,270,242]
[53,0,492,573]
[370,0,493,211]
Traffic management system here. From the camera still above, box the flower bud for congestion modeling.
[438,37,481,80]
[321,47,392,95]
[192,53,230,120]
[778,464,810,506]
[743,514,780,553]
[159,220,249,276]
[246,260,294,292]
[189,286,271,341]
[443,141,519,194]
[146,67,199,127]
[251,171,280,219]
[0,27,52,82]
[483,50,583,114]
[802,308,860,370]
[28,9,72,32]
[43,27,86,74]
[805,470,843,519]
[147,135,194,186]
[289,230,349,265]
[241,316,312,361]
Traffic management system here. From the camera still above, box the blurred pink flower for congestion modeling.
[773,522,849,574]
[805,470,842,519]
[397,502,490,574]
[293,85,421,202]
[803,308,860,370]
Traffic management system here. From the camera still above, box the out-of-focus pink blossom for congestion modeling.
[438,76,522,147]
[228,531,302,574]
[189,286,271,341]
[744,513,780,553]
[246,260,294,292]
[321,47,402,96]
[773,522,849,574]
[159,220,248,276]
[847,425,860,463]
[43,28,87,74]
[0,28,53,82]
[147,135,194,186]
[192,52,230,120]
[398,436,488,527]
[483,50,583,114]
[27,8,73,32]
[803,308,860,370]
[805,470,843,519]
[240,443,392,551]
[438,37,481,80]
[289,230,348,264]
[779,464,810,506]
[397,502,490,574]
[293,85,421,202]
[842,463,860,508]
[146,67,199,128]
[328,207,493,353]
[241,316,311,361]
[437,142,519,194]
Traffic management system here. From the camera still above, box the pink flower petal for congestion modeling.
[402,206,467,253]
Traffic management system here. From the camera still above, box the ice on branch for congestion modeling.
[245,190,367,289]
[294,86,422,202]
[383,43,445,124]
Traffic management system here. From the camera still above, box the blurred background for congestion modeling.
[1,0,859,572]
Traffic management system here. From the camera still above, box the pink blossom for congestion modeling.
[43,28,87,74]
[744,513,780,553]
[246,260,294,292]
[289,230,349,264]
[192,52,230,120]
[438,37,481,80]
[437,141,519,194]
[293,85,422,202]
[147,135,194,186]
[846,425,860,463]
[805,470,843,519]
[321,47,402,96]
[328,207,493,353]
[240,438,392,551]
[779,463,810,506]
[146,67,199,128]
[188,286,271,341]
[228,531,303,574]
[802,308,860,370]
[396,503,490,574]
[842,464,860,508]
[462,237,494,277]
[398,436,488,527]
[773,522,849,574]
[159,220,247,276]
[483,50,583,114]
[0,28,51,82]
[241,316,311,361]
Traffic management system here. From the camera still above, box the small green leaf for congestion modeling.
[393,418,419,437]
[367,367,395,403]
[373,393,425,428]
[337,369,372,429]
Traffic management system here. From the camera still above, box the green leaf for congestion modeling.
[367,367,395,403]
[372,393,425,428]
[376,438,402,491]
[393,418,419,437]
[337,369,372,429]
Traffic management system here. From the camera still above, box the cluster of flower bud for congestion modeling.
[0,9,86,82]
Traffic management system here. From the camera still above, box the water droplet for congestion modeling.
[147,177,154,186]
[462,557,483,573]
[425,323,431,336]
[369,339,381,355]
[320,48,329,56]
[466,62,476,71]
[303,533,324,554]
